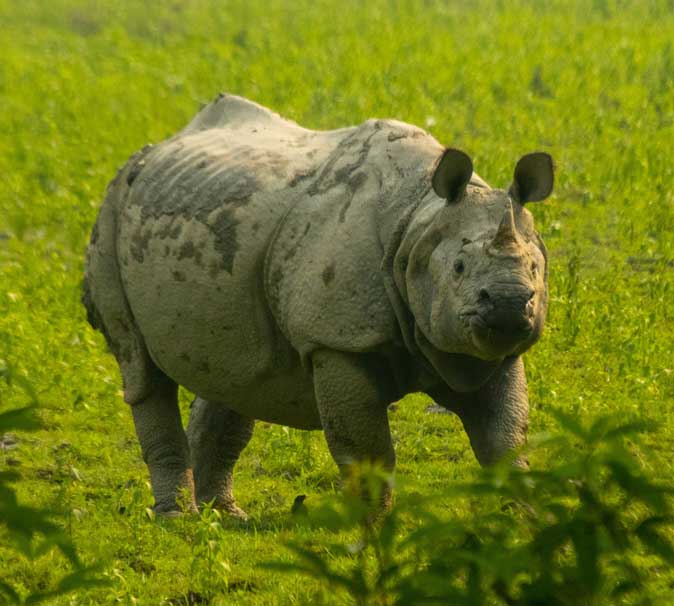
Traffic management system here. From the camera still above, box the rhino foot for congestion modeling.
[187,398,254,522]
[154,503,199,518]
[215,499,249,521]
[130,380,198,519]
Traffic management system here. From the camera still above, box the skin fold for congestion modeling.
[82,94,554,516]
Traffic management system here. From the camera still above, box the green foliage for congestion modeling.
[269,416,674,605]
[0,0,673,603]
[188,501,235,603]
[0,373,105,605]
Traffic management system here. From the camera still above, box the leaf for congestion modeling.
[569,519,601,592]
[635,516,674,563]
[0,471,21,486]
[284,543,367,595]
[259,561,309,573]
[377,510,397,556]
[0,580,21,604]
[586,415,615,445]
[606,461,670,512]
[55,567,109,592]
[602,420,656,442]
[610,579,640,597]
[7,374,40,405]
[23,567,108,605]
[532,522,571,558]
[0,406,41,433]
[527,430,567,447]
[548,408,588,441]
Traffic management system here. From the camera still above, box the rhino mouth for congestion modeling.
[468,313,534,357]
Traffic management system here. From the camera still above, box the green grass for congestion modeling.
[1,0,673,603]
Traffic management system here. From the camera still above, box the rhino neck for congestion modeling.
[379,174,491,308]
[379,190,440,357]
[413,325,501,392]
[379,175,499,393]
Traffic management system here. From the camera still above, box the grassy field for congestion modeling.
[1,0,673,604]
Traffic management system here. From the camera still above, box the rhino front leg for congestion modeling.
[431,356,529,467]
[186,397,254,520]
[312,349,396,511]
[130,379,197,514]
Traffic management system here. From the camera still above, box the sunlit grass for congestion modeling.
[0,0,673,603]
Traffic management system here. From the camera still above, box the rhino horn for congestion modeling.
[489,200,522,253]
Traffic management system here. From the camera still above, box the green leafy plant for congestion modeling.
[188,501,233,603]
[267,413,674,606]
[0,369,105,605]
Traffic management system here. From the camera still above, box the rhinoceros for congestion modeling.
[82,93,554,517]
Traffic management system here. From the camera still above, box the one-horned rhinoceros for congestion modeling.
[83,93,554,517]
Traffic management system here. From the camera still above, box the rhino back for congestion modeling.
[178,93,300,135]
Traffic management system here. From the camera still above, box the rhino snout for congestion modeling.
[468,285,537,356]
[476,286,535,331]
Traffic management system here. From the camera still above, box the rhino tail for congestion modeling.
[82,150,168,405]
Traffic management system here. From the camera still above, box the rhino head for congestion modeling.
[400,150,554,365]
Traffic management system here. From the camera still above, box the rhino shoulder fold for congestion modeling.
[263,186,399,363]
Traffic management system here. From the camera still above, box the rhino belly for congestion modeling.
[117,195,321,429]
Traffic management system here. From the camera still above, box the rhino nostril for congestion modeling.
[478,288,490,303]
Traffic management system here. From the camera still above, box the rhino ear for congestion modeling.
[509,152,554,203]
[432,148,473,203]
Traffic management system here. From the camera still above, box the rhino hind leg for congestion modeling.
[131,378,197,514]
[312,349,397,512]
[186,397,255,520]
[84,157,197,514]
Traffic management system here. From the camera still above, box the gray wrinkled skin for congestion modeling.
[82,94,554,515]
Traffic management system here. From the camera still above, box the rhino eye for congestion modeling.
[531,261,538,274]
[453,259,465,275]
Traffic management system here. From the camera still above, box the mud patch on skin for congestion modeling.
[322,262,335,286]
[283,222,311,262]
[387,128,426,143]
[155,220,176,240]
[177,240,196,260]
[130,227,152,263]
[127,145,273,273]
[288,166,318,188]
[211,207,241,273]
[208,261,222,279]
[307,121,380,197]
[338,171,368,223]
[196,360,211,373]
